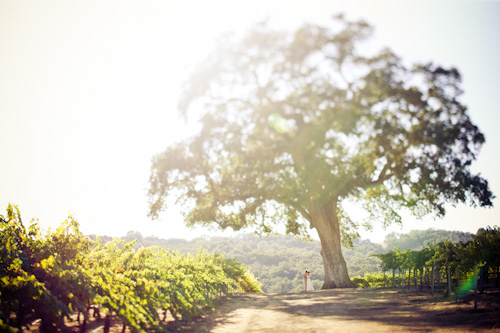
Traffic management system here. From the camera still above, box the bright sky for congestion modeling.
[1,0,499,243]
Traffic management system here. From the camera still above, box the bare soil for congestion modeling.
[183,288,500,332]
[26,288,500,332]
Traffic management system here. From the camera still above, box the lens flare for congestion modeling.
[456,276,475,299]
[267,113,289,133]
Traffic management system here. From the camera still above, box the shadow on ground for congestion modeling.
[184,288,500,332]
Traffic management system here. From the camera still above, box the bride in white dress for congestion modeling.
[301,270,314,291]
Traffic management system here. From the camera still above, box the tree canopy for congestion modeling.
[148,15,493,288]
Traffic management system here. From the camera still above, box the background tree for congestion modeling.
[374,251,397,287]
[414,248,432,291]
[148,15,493,288]
[434,241,458,296]
[468,226,500,291]
[426,244,438,295]
[384,229,474,251]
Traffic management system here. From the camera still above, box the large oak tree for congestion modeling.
[148,15,493,288]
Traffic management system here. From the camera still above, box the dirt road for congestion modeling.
[185,289,500,332]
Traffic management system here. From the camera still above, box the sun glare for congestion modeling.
[0,0,498,243]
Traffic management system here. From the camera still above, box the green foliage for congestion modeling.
[359,226,500,297]
[0,205,261,332]
[93,227,497,294]
[148,14,492,246]
[148,14,492,289]
[1,204,91,331]
[351,272,391,288]
[384,229,474,251]
[106,232,385,293]
[351,272,401,288]
[351,276,370,288]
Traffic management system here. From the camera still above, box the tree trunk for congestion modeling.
[419,268,423,291]
[401,270,404,291]
[310,200,355,289]
[474,262,478,310]
[447,266,452,297]
[80,319,87,333]
[431,264,435,296]
[497,265,499,287]
[480,265,486,294]
[424,266,428,287]
[104,315,111,333]
[414,269,418,291]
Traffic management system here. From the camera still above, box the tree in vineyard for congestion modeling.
[148,15,493,288]
[372,251,396,287]
[466,226,500,291]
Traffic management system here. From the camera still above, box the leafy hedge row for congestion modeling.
[351,226,500,297]
[0,204,262,332]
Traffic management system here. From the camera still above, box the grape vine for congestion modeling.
[0,204,262,332]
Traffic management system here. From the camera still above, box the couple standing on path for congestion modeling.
[301,270,314,291]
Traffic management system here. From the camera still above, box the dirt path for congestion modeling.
[185,289,500,332]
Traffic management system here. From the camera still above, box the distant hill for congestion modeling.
[382,229,474,251]
[88,228,474,292]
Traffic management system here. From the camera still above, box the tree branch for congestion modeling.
[295,205,313,227]
[370,161,391,187]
